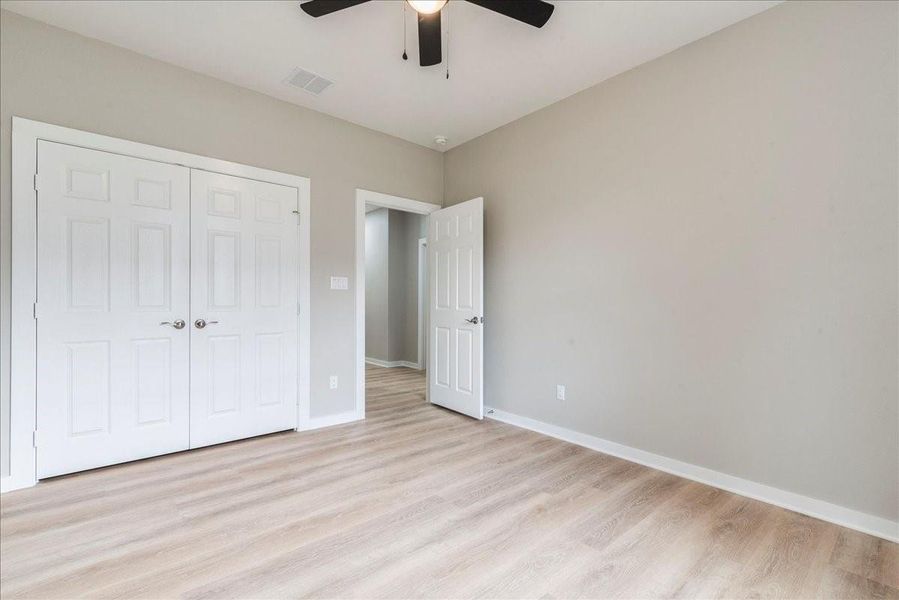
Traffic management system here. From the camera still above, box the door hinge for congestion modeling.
[33,302,38,320]
[32,430,38,448]
[297,303,301,316]
[33,173,39,192]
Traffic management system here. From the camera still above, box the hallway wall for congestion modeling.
[365,208,426,365]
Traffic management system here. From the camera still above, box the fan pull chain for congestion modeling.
[402,2,408,61]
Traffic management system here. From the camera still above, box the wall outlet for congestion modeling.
[330,276,349,290]
[329,375,339,390]
[556,384,566,401]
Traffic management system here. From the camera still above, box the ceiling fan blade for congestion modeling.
[418,11,442,67]
[300,0,371,18]
[464,0,554,28]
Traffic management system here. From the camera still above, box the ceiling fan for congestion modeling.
[299,0,555,67]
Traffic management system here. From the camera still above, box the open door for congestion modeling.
[428,197,484,419]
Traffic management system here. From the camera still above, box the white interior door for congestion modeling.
[189,170,299,448]
[428,197,484,419]
[36,141,191,478]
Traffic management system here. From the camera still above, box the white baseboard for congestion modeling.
[1,475,36,493]
[486,407,899,543]
[365,357,422,370]
[0,475,37,494]
[298,410,363,431]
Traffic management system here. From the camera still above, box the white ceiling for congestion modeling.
[2,0,779,150]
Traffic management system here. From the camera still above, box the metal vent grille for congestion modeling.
[303,76,333,95]
[284,67,333,96]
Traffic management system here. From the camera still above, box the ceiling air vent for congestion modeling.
[285,67,333,96]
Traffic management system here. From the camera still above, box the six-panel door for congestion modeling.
[428,197,484,419]
[189,171,299,448]
[36,141,192,478]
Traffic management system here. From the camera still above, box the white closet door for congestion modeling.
[36,141,191,478]
[428,197,484,419]
[189,170,299,448]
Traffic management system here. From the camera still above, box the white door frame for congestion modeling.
[417,237,428,370]
[5,117,311,493]
[354,189,440,419]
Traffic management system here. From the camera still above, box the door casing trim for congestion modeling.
[417,237,428,371]
[5,117,311,492]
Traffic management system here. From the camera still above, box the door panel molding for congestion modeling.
[7,117,310,492]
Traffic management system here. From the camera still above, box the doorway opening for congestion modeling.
[354,190,441,419]
[363,207,426,370]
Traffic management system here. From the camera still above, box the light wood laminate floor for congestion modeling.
[1,365,896,599]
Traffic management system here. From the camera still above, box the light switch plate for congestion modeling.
[330,276,349,290]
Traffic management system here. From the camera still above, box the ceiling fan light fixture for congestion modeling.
[407,0,447,15]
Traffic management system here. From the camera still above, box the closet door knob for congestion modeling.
[194,319,219,329]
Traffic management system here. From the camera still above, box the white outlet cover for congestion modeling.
[330,276,349,290]
[329,375,339,389]
[556,385,566,401]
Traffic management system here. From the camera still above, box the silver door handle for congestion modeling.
[194,319,219,329]
[160,319,186,329]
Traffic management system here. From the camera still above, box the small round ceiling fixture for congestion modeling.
[407,1,448,15]
[434,135,448,146]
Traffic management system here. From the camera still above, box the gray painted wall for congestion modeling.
[365,209,390,362]
[389,210,426,365]
[0,10,443,476]
[365,209,425,364]
[444,0,898,521]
